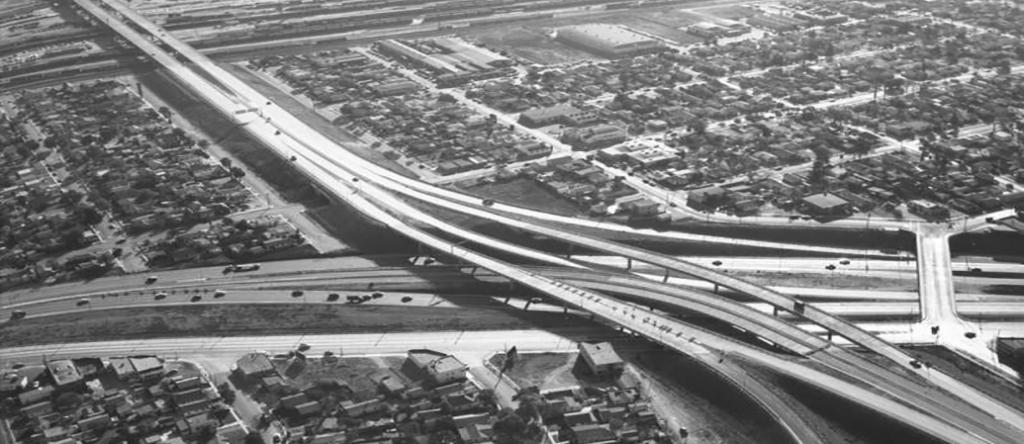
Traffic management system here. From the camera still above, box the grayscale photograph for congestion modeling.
[2,0,1024,443]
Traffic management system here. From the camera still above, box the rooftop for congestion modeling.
[578,342,623,366]
[46,360,82,386]
[235,353,275,376]
[802,193,849,210]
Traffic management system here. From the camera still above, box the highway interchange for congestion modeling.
[3,0,1024,442]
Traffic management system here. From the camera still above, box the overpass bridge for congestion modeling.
[66,0,1024,441]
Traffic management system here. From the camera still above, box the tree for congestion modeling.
[690,119,708,135]
[195,424,216,443]
[158,106,172,121]
[61,189,83,206]
[492,408,528,444]
[230,167,246,178]
[220,157,233,168]
[217,383,236,404]
[244,431,264,444]
[54,392,83,411]
[62,229,85,248]
[198,139,210,149]
[74,205,103,225]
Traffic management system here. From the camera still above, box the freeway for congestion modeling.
[67,0,1024,440]
[11,263,1024,326]
[10,259,1024,443]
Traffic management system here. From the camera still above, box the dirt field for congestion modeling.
[462,178,583,217]
[730,270,918,292]
[696,5,758,20]
[467,24,600,65]
[607,9,705,45]
[283,356,408,401]
[489,352,578,390]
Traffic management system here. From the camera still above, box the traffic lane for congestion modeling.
[0,255,413,305]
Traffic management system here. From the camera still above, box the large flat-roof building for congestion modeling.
[556,24,663,58]
[577,342,624,377]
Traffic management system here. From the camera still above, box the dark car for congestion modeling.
[10,310,26,320]
[190,295,202,303]
[327,293,340,302]
[401,296,413,303]
[155,293,167,300]
[76,298,90,307]
[711,260,723,266]
[297,343,311,352]
[371,292,383,299]
[145,276,158,284]
[291,290,304,298]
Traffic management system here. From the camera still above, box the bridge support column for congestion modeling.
[469,265,478,275]
[626,258,632,271]
[827,330,833,341]
[662,269,670,283]
[772,306,778,317]
[566,244,575,259]
[713,284,719,294]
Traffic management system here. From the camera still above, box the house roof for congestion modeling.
[578,342,623,367]
[235,353,275,376]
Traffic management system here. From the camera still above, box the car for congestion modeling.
[115,238,127,244]
[10,310,26,320]
[291,290,304,297]
[360,295,372,302]
[482,199,495,207]
[346,295,362,303]
[909,360,923,369]
[297,343,311,352]
[839,259,851,265]
[964,332,977,339]
[371,292,383,299]
[711,260,723,266]
[970,267,983,273]
[145,276,158,284]
[190,295,202,303]
[225,263,260,273]
[327,293,340,302]
[155,293,168,300]
[213,290,226,298]
[529,297,543,304]
[76,298,90,307]
[401,296,413,303]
